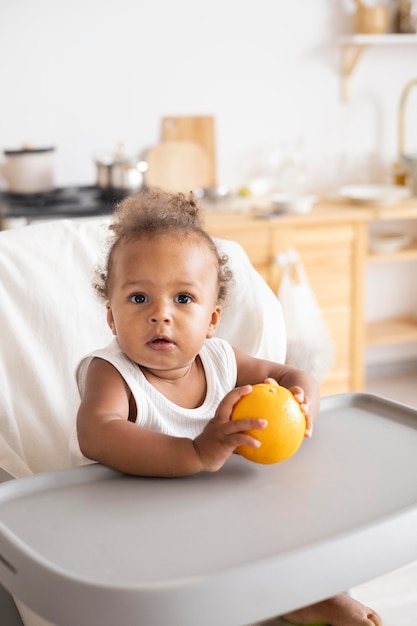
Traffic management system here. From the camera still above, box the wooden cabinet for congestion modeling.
[364,200,417,348]
[204,204,368,397]
[205,198,417,395]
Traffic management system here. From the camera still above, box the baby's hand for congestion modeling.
[264,378,313,438]
[193,385,267,472]
[288,385,313,438]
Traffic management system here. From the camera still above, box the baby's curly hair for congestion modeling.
[94,188,232,303]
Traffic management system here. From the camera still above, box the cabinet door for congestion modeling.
[205,212,367,396]
[205,216,272,284]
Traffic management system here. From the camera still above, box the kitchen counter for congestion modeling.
[203,195,417,222]
[203,196,417,396]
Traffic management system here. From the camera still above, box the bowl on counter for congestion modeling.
[194,185,230,202]
[269,193,317,215]
[369,231,412,254]
[337,184,411,206]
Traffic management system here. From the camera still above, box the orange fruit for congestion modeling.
[231,383,306,464]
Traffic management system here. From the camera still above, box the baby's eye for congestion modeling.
[174,293,193,304]
[130,293,148,304]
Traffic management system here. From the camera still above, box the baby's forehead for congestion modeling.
[114,232,219,283]
[123,230,217,257]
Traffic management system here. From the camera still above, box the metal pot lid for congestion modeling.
[96,155,137,166]
[96,155,148,171]
[95,142,148,168]
[4,146,55,155]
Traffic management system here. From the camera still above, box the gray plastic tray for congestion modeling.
[1,392,417,626]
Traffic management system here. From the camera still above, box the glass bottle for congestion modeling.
[395,0,417,33]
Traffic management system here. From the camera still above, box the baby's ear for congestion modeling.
[106,304,117,335]
[206,305,222,338]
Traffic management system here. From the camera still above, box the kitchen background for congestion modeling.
[1,0,416,191]
[1,0,417,371]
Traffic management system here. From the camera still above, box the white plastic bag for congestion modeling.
[277,249,334,382]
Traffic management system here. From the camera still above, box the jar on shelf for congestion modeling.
[392,161,409,186]
[352,0,391,35]
[395,0,417,33]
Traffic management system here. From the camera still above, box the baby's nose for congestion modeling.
[150,302,172,323]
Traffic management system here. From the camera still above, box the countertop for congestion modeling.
[202,195,417,224]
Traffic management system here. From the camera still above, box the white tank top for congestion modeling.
[76,337,238,440]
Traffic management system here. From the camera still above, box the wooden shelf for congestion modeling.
[367,241,417,262]
[339,34,417,101]
[340,34,417,45]
[366,199,417,221]
[367,314,417,345]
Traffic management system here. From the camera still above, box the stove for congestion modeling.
[0,186,117,224]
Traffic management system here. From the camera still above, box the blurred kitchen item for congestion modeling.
[352,0,390,34]
[369,230,412,253]
[194,184,229,202]
[338,183,411,204]
[404,156,417,195]
[395,0,417,32]
[398,78,417,195]
[276,249,334,381]
[391,160,409,186]
[275,139,309,196]
[161,116,216,186]
[145,141,211,193]
[0,146,55,194]
[95,143,148,199]
[270,193,317,215]
[236,144,285,197]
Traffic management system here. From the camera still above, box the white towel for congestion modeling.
[0,219,112,477]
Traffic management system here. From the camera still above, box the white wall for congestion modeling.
[1,0,416,191]
[1,0,417,366]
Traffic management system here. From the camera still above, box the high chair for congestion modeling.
[0,218,417,626]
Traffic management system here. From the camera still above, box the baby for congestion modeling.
[76,188,382,626]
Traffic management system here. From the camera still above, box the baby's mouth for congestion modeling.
[148,337,175,351]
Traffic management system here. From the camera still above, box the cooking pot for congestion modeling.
[95,144,148,198]
[0,146,55,194]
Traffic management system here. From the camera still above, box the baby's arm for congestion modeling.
[77,358,266,477]
[234,347,320,437]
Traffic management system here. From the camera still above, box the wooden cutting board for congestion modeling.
[145,141,212,194]
[161,116,216,186]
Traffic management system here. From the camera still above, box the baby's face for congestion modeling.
[106,234,222,380]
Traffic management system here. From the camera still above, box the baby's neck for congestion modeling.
[141,357,207,409]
